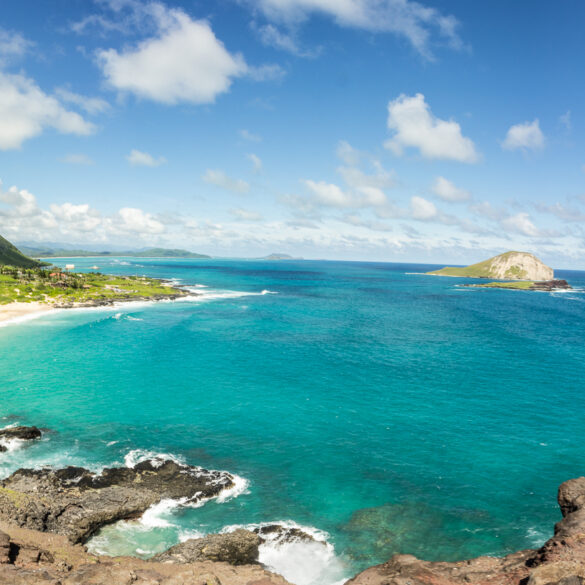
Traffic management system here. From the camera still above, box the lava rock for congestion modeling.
[153,529,260,566]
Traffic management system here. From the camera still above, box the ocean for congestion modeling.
[1,258,585,585]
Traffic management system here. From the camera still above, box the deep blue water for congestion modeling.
[1,258,585,584]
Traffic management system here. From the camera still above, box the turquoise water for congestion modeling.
[2,258,585,584]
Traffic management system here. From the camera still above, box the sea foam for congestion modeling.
[221,521,349,585]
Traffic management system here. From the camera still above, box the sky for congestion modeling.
[0,0,584,266]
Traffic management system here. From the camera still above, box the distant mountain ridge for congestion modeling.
[0,235,42,268]
[260,253,303,260]
[20,246,210,259]
[427,251,554,281]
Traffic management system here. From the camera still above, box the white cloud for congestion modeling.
[252,22,318,57]
[337,162,395,192]
[559,110,571,132]
[0,182,39,217]
[410,195,437,220]
[248,0,463,59]
[336,140,361,166]
[50,202,102,231]
[0,72,95,150]
[385,93,479,163]
[431,176,470,202]
[230,208,263,221]
[54,88,110,115]
[304,180,354,208]
[535,202,585,223]
[203,169,250,194]
[240,129,262,142]
[60,154,95,165]
[127,149,166,167]
[247,153,263,172]
[114,207,165,234]
[96,5,280,105]
[0,28,32,63]
[502,119,544,151]
[303,179,389,209]
[501,212,541,237]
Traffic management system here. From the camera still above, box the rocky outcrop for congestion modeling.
[0,427,42,442]
[153,529,260,565]
[0,522,292,585]
[531,279,572,291]
[0,460,236,544]
[0,427,42,453]
[346,476,585,585]
[253,524,319,545]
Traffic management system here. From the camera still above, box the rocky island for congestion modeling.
[427,251,571,291]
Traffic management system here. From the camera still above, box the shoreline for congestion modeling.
[0,302,58,327]
[0,292,195,328]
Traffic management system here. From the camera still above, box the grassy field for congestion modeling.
[0,266,186,306]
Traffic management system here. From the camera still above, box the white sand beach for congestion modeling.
[0,302,56,327]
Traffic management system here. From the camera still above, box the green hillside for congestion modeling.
[0,235,42,268]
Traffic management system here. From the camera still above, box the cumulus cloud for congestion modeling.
[502,119,545,151]
[0,179,166,242]
[203,169,250,194]
[246,0,464,59]
[431,176,470,202]
[0,27,32,64]
[385,93,479,163]
[410,195,437,220]
[303,180,355,208]
[247,153,263,172]
[0,72,95,150]
[60,154,95,165]
[114,207,165,233]
[96,4,280,105]
[127,149,166,167]
[501,212,541,237]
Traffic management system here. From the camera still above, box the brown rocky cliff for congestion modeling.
[346,477,585,585]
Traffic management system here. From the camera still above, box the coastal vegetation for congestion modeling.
[0,265,187,306]
[427,251,554,281]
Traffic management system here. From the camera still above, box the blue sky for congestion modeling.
[0,0,584,266]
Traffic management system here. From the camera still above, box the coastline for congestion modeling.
[0,302,57,327]
[0,291,195,329]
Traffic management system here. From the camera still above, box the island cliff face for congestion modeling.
[428,251,554,281]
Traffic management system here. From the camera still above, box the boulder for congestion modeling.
[153,529,260,566]
[0,426,42,441]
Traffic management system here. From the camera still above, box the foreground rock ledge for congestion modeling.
[0,522,291,585]
[0,459,236,544]
[347,477,585,585]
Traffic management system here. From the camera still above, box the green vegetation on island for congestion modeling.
[0,235,42,269]
[427,251,554,281]
[19,245,210,259]
[0,265,187,306]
